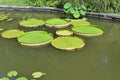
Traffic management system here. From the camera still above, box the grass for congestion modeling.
[0,0,27,6]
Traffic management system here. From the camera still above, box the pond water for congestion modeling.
[0,11,120,80]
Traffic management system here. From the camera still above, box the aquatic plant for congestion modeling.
[32,72,46,78]
[72,25,104,36]
[45,18,70,28]
[64,2,87,19]
[51,36,85,50]
[56,29,73,36]
[1,29,25,39]
[17,31,53,46]
[19,18,45,27]
[0,71,46,80]
[70,20,90,26]
[7,71,18,77]
[0,14,8,21]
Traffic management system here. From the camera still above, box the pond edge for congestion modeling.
[0,6,120,21]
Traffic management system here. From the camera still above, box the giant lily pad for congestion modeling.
[0,14,8,21]
[45,18,70,28]
[19,18,45,28]
[56,29,73,36]
[72,26,104,36]
[1,29,25,39]
[51,36,85,50]
[17,31,53,46]
[70,20,90,26]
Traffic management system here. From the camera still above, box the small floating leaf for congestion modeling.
[1,29,25,39]
[0,14,8,21]
[16,77,28,80]
[1,77,10,80]
[32,72,46,78]
[7,71,18,77]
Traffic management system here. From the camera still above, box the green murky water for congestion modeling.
[0,11,120,80]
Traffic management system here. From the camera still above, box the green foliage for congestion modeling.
[7,71,18,77]
[26,0,62,7]
[64,2,87,19]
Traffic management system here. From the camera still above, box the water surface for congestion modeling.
[0,11,120,80]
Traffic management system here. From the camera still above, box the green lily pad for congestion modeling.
[19,18,45,28]
[72,26,104,36]
[70,20,90,26]
[1,29,25,39]
[45,18,70,28]
[32,72,46,78]
[7,71,18,77]
[17,31,53,46]
[0,14,8,21]
[51,36,85,51]
[56,29,73,36]
[16,77,28,80]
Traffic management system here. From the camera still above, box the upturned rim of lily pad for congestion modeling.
[19,18,45,28]
[45,18,70,28]
[1,29,25,39]
[72,26,104,37]
[51,36,85,51]
[70,20,90,26]
[56,29,73,36]
[17,31,53,46]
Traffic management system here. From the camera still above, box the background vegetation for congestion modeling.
[0,0,120,13]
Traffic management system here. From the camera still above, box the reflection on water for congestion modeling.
[0,11,120,80]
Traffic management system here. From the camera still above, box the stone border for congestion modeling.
[86,12,120,21]
[0,6,120,20]
[0,6,64,13]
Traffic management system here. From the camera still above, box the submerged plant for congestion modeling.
[64,2,87,19]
